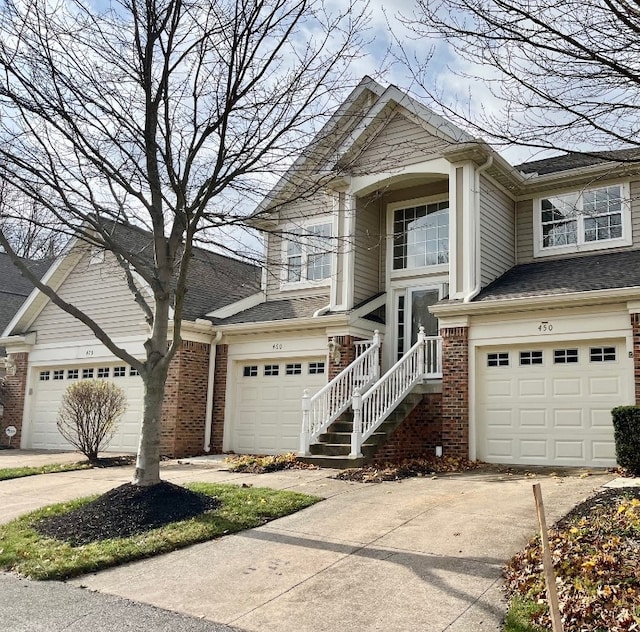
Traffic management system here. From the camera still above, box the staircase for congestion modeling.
[298,388,427,468]
[299,328,442,468]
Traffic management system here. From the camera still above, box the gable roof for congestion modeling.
[0,253,52,355]
[3,221,261,337]
[474,249,640,302]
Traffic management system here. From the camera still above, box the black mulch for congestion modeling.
[554,486,640,528]
[35,481,220,546]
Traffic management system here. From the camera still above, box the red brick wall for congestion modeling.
[160,341,210,458]
[0,353,29,448]
[327,335,360,380]
[440,327,469,458]
[632,314,640,405]
[210,344,228,453]
[373,392,443,461]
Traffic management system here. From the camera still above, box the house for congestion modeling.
[0,222,261,456]
[208,77,640,468]
[3,75,640,468]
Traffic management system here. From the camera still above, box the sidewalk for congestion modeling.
[0,451,617,632]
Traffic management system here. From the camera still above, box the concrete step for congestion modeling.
[297,454,367,468]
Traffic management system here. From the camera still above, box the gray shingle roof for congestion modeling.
[0,253,52,355]
[474,249,640,302]
[517,148,640,176]
[218,296,332,325]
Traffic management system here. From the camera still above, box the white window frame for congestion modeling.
[280,219,333,289]
[533,182,631,258]
[388,195,450,277]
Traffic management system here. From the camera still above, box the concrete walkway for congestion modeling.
[0,451,618,632]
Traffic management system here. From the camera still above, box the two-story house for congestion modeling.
[211,76,640,469]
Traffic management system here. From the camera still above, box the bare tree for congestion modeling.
[399,0,640,156]
[0,0,368,486]
[57,380,127,464]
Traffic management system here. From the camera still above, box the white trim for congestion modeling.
[206,291,266,319]
[532,181,632,258]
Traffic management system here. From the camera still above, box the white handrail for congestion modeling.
[350,329,442,457]
[300,331,381,455]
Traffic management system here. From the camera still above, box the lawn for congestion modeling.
[0,461,92,481]
[504,487,640,632]
[0,482,320,580]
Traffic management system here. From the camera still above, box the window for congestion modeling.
[520,351,543,366]
[67,369,79,380]
[243,365,258,377]
[397,294,405,361]
[590,347,616,362]
[129,367,140,377]
[82,368,94,379]
[286,363,302,375]
[97,367,110,378]
[264,364,279,376]
[538,184,628,254]
[309,362,325,374]
[393,200,449,270]
[284,222,332,284]
[39,371,50,381]
[53,370,64,380]
[554,349,578,364]
[113,366,126,377]
[487,352,509,367]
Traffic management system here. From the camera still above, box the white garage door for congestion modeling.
[477,340,632,467]
[231,357,327,454]
[28,363,144,452]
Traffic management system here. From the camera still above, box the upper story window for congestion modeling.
[284,222,332,284]
[536,184,630,256]
[393,200,449,270]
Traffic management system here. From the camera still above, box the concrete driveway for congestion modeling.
[0,452,616,632]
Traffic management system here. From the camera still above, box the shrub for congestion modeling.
[612,406,640,474]
[57,380,127,463]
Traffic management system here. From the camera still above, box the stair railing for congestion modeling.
[350,327,442,457]
[300,331,381,455]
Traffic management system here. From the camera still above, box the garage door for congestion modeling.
[231,358,327,454]
[28,363,144,452]
[476,340,632,467]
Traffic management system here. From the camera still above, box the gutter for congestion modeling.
[464,155,493,303]
[204,330,223,452]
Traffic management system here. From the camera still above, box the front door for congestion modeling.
[396,287,440,361]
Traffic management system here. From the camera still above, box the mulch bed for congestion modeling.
[35,481,220,545]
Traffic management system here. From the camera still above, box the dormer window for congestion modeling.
[535,184,631,256]
[283,221,332,285]
[392,200,449,270]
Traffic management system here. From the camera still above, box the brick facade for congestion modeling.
[327,335,362,381]
[0,352,29,448]
[440,327,469,458]
[159,340,210,458]
[373,392,443,461]
[632,313,640,405]
[209,344,228,453]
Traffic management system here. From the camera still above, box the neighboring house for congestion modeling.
[208,76,640,468]
[0,222,261,456]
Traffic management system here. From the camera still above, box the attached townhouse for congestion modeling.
[3,76,639,468]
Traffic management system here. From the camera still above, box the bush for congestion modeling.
[612,406,640,474]
[57,380,127,463]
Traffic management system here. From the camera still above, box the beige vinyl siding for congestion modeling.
[517,178,640,264]
[353,196,383,305]
[33,249,148,344]
[479,175,515,286]
[516,199,534,263]
[265,231,284,297]
[276,193,333,223]
[350,112,451,173]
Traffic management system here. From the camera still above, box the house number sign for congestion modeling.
[538,322,553,333]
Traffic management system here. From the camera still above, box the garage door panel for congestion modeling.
[231,357,326,454]
[477,340,630,467]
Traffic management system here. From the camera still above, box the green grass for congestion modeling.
[504,597,546,632]
[0,462,92,481]
[0,482,320,580]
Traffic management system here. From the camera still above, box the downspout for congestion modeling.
[464,155,494,303]
[204,330,223,452]
[313,304,331,317]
